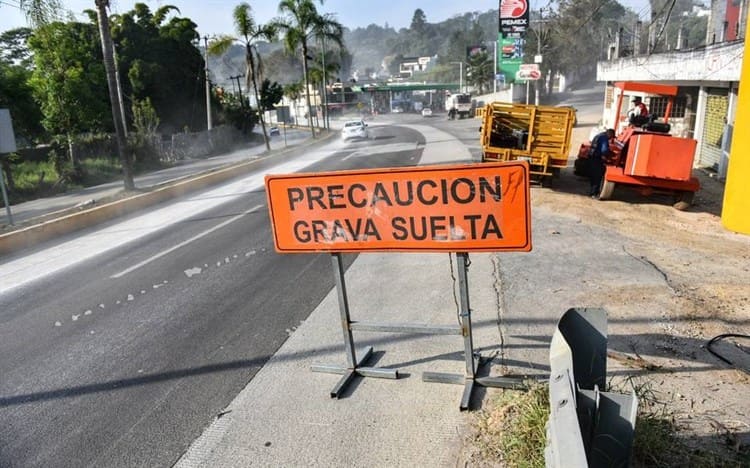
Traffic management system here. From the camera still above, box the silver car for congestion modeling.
[341,120,369,140]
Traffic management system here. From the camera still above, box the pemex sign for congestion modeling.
[500,0,529,38]
[265,162,531,253]
[498,0,529,84]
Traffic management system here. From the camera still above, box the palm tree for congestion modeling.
[95,0,133,189]
[308,53,340,127]
[210,3,276,151]
[17,0,63,27]
[18,0,135,190]
[467,51,493,95]
[274,0,343,138]
[283,82,304,125]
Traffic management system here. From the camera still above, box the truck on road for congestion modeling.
[445,92,472,119]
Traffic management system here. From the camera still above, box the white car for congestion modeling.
[421,107,432,117]
[341,120,369,140]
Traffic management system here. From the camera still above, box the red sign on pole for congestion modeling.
[265,162,532,253]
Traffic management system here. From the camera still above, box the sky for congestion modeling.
[0,0,652,36]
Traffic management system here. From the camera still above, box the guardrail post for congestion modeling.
[545,307,638,468]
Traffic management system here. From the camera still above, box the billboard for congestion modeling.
[499,0,529,38]
[466,45,488,59]
[498,35,525,84]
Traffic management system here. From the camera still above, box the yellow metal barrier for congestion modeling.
[480,102,576,178]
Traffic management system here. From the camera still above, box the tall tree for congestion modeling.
[0,28,34,68]
[18,0,135,190]
[28,21,110,160]
[94,0,133,189]
[109,3,204,134]
[274,0,343,137]
[466,50,493,94]
[210,3,276,151]
[259,78,284,111]
[308,50,340,126]
[410,8,427,33]
[0,27,44,142]
[17,0,64,26]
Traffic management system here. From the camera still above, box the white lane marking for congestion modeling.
[184,267,202,278]
[111,204,263,279]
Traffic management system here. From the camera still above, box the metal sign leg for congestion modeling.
[423,253,530,410]
[311,253,398,398]
[332,252,357,368]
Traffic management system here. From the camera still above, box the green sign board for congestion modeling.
[498,34,525,84]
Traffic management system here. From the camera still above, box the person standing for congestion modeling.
[589,128,615,198]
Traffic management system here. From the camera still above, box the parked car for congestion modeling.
[341,120,369,140]
[421,107,432,117]
[269,126,280,136]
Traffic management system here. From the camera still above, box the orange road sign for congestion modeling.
[265,161,532,253]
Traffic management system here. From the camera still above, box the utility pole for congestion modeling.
[533,9,544,106]
[203,36,213,131]
[634,21,642,56]
[460,61,463,93]
[493,40,498,93]
[230,74,246,106]
[451,61,463,93]
[322,36,329,130]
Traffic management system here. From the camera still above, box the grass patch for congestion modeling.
[471,381,549,468]
[470,377,749,467]
[79,157,122,186]
[9,159,58,192]
[6,157,123,204]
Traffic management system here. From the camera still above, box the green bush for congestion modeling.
[6,156,122,204]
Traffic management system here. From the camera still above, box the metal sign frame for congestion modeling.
[312,251,527,410]
[266,161,533,409]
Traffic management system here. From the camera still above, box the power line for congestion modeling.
[0,0,22,9]
[652,0,677,50]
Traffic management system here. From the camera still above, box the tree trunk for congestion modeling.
[247,46,270,151]
[301,42,316,138]
[95,0,134,191]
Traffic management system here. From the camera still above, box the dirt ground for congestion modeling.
[526,124,750,459]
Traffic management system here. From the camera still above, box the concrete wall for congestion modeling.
[598,40,743,82]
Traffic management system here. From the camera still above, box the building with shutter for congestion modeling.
[596,0,746,181]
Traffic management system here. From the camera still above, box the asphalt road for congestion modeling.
[0,123,428,467]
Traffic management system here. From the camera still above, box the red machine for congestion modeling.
[576,82,700,210]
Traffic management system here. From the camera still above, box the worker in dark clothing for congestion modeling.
[588,128,615,198]
[628,96,649,126]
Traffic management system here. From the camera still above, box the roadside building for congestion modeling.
[597,0,746,181]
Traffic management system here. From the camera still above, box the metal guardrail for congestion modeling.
[545,308,638,468]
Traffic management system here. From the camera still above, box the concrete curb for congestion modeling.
[0,131,335,257]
